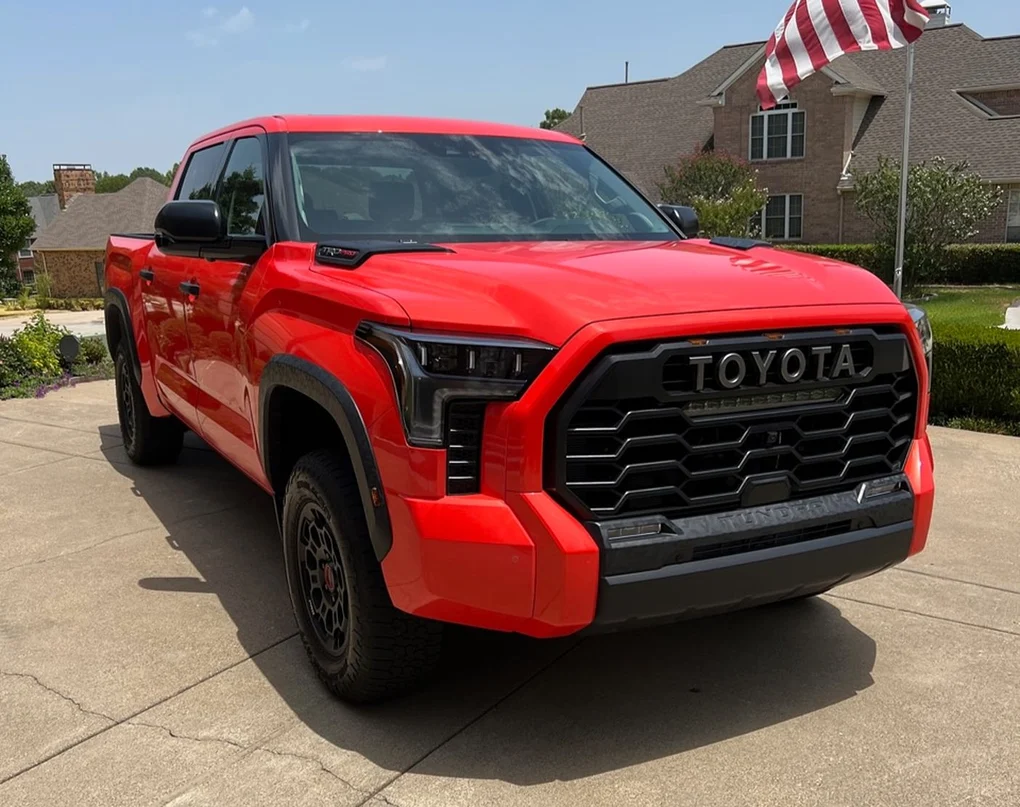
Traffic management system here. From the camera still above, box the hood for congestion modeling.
[312,239,898,346]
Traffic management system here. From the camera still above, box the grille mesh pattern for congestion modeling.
[549,329,918,520]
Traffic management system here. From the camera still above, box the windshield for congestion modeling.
[287,133,676,243]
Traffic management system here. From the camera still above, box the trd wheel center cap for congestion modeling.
[322,562,336,594]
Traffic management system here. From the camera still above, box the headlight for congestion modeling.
[356,322,556,447]
[906,304,933,387]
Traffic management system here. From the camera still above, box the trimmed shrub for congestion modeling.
[935,244,1020,285]
[929,322,1020,422]
[782,244,887,280]
[781,243,1020,286]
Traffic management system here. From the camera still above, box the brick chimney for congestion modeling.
[53,163,96,209]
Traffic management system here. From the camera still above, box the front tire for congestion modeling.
[114,347,183,465]
[283,450,443,703]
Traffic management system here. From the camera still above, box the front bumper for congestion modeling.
[379,433,934,638]
[591,482,914,631]
[373,305,935,638]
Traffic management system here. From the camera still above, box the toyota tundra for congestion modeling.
[104,115,935,702]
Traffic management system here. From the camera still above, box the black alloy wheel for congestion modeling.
[297,501,350,656]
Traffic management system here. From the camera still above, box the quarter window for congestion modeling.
[175,143,227,201]
[755,194,803,240]
[218,138,266,236]
[750,103,806,161]
[1007,188,1020,243]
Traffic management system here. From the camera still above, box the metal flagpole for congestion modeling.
[893,43,916,300]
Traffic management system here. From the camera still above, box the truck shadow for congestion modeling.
[99,427,877,785]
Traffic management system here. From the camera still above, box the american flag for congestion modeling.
[757,0,930,109]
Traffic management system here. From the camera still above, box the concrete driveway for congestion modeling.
[0,309,107,339]
[1,381,1017,806]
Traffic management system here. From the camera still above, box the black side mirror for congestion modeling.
[657,204,699,237]
[155,200,225,245]
[155,200,266,262]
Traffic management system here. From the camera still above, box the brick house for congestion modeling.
[558,22,1020,245]
[29,177,168,297]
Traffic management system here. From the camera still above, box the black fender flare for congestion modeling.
[104,288,142,384]
[258,354,393,561]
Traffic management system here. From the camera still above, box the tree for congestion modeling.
[95,166,171,194]
[657,152,767,237]
[854,156,1002,293]
[17,179,55,197]
[94,171,132,194]
[0,156,36,296]
[539,108,570,130]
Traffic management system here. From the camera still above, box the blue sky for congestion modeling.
[3,0,1018,183]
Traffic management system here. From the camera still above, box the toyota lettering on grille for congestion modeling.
[688,344,859,391]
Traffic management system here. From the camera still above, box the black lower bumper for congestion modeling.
[589,478,914,630]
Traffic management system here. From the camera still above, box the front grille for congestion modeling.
[546,327,918,521]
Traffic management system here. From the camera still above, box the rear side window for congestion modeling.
[175,143,226,201]
[218,137,266,236]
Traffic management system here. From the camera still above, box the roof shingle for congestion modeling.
[26,195,61,239]
[559,23,1020,194]
[557,42,765,197]
[30,178,169,251]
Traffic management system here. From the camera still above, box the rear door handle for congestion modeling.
[179,281,200,297]
[139,268,154,281]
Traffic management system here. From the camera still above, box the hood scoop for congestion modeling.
[315,240,455,269]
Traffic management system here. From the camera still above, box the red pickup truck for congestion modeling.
[105,115,935,702]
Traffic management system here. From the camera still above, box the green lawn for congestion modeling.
[915,286,1020,328]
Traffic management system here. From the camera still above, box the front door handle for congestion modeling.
[179,281,200,297]
[139,268,154,281]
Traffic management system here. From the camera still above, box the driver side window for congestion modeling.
[218,138,266,236]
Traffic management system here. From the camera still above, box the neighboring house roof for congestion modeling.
[842,24,1020,181]
[559,23,1020,194]
[30,178,169,251]
[556,42,764,195]
[26,195,61,240]
[824,60,887,97]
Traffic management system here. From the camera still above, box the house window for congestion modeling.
[750,103,806,161]
[18,237,33,258]
[755,194,803,240]
[1007,189,1020,243]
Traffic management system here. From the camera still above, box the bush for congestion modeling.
[0,334,32,387]
[934,244,1020,285]
[35,272,52,308]
[657,152,767,237]
[78,335,108,365]
[853,157,1002,293]
[929,322,1020,422]
[781,243,1020,286]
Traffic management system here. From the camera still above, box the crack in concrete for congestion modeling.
[1,670,115,723]
[0,632,299,786]
[127,719,369,795]
[125,720,248,752]
[254,745,370,794]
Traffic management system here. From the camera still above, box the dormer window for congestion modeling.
[750,102,806,161]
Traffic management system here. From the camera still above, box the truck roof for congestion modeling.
[193,115,580,147]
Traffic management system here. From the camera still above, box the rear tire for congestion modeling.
[283,450,443,703]
[114,347,183,466]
